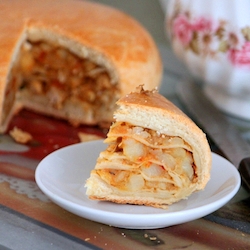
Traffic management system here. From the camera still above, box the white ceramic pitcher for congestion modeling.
[166,0,250,120]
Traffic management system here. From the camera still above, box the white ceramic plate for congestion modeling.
[35,140,241,229]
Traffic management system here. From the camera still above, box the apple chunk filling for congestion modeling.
[93,122,197,196]
[8,40,119,126]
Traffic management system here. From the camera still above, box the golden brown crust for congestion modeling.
[0,0,162,132]
[88,195,168,209]
[117,87,187,117]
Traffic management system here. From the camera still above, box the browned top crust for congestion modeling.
[0,0,162,96]
[118,87,186,116]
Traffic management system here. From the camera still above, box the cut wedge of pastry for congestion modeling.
[85,86,212,209]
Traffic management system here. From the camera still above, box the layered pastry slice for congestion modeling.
[85,87,212,209]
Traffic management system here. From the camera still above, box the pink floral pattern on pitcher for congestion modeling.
[169,12,250,67]
[172,14,193,46]
[229,42,250,66]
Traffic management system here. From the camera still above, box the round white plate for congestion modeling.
[35,140,241,229]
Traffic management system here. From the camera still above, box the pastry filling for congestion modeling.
[92,122,197,198]
[6,40,119,126]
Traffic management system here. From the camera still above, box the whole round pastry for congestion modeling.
[0,0,162,132]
